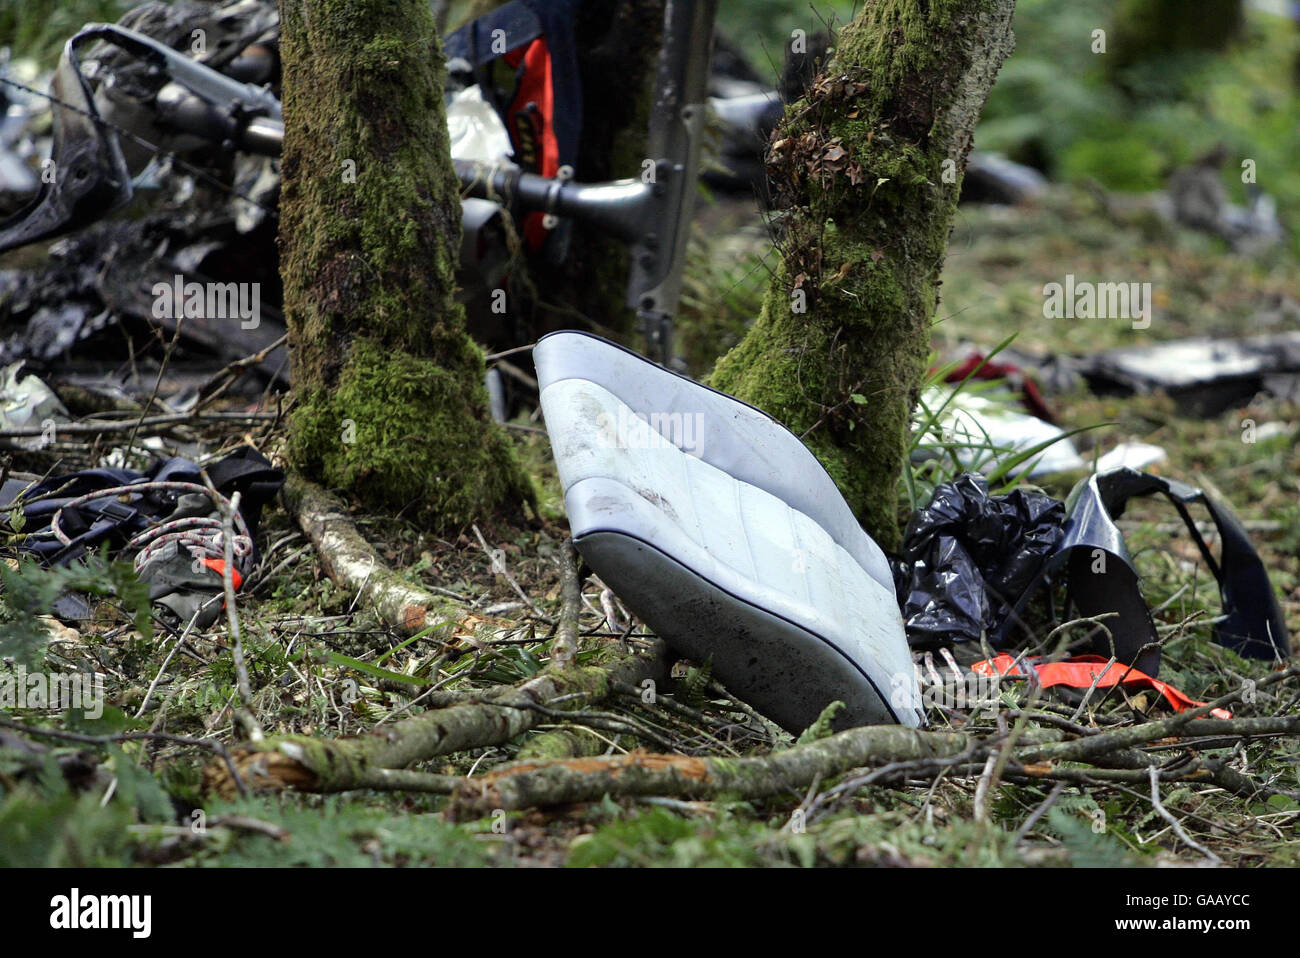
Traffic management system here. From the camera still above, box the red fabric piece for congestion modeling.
[504,39,558,250]
[200,558,243,592]
[973,653,1232,719]
[942,352,1057,424]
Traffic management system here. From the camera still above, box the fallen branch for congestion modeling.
[1020,715,1300,766]
[203,638,667,798]
[0,411,275,439]
[446,724,1064,818]
[212,486,263,743]
[448,707,1300,816]
[194,334,289,412]
[551,539,581,670]
[283,474,504,638]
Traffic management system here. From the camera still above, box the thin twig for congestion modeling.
[126,321,185,458]
[0,411,275,438]
[471,523,551,623]
[1014,781,1067,843]
[194,334,289,412]
[551,539,581,669]
[1148,766,1221,865]
[210,485,263,743]
[135,606,204,718]
[0,717,247,798]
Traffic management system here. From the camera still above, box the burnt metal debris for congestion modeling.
[0,0,1049,386]
[0,0,723,368]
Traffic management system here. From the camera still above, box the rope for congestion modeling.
[50,480,253,578]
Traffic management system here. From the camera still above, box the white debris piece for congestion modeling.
[1095,442,1167,473]
[0,362,69,451]
[919,386,1085,477]
[446,85,517,167]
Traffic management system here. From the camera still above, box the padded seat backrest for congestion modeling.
[535,331,923,730]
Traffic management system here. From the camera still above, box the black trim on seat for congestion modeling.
[574,525,910,726]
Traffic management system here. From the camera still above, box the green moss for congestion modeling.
[709,0,1011,548]
[279,0,530,529]
[289,339,532,528]
[516,729,601,761]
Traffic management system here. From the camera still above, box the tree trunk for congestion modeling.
[708,0,1016,549]
[278,0,531,529]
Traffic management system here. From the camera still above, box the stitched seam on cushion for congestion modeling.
[536,355,884,576]
[787,502,812,606]
[676,439,709,557]
[733,471,760,583]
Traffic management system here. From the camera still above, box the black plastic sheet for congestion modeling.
[892,474,1065,650]
[891,470,1291,670]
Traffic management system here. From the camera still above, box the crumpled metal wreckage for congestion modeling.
[0,3,287,403]
[979,331,1300,422]
[1077,333,1300,417]
[0,360,71,450]
[920,329,1300,480]
[1050,468,1290,666]
[0,0,725,372]
[0,0,1043,386]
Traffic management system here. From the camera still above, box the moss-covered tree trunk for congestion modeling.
[708,0,1016,549]
[279,0,530,528]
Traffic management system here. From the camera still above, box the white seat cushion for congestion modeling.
[535,332,923,731]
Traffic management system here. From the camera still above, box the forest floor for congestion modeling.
[2,182,1298,867]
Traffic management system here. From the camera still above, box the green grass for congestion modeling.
[0,0,134,69]
[980,0,1300,254]
[0,0,1296,869]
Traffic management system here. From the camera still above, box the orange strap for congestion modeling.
[973,653,1231,719]
[200,558,243,592]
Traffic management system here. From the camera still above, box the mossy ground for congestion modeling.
[4,171,1297,864]
[1,0,1297,869]
[289,339,533,529]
